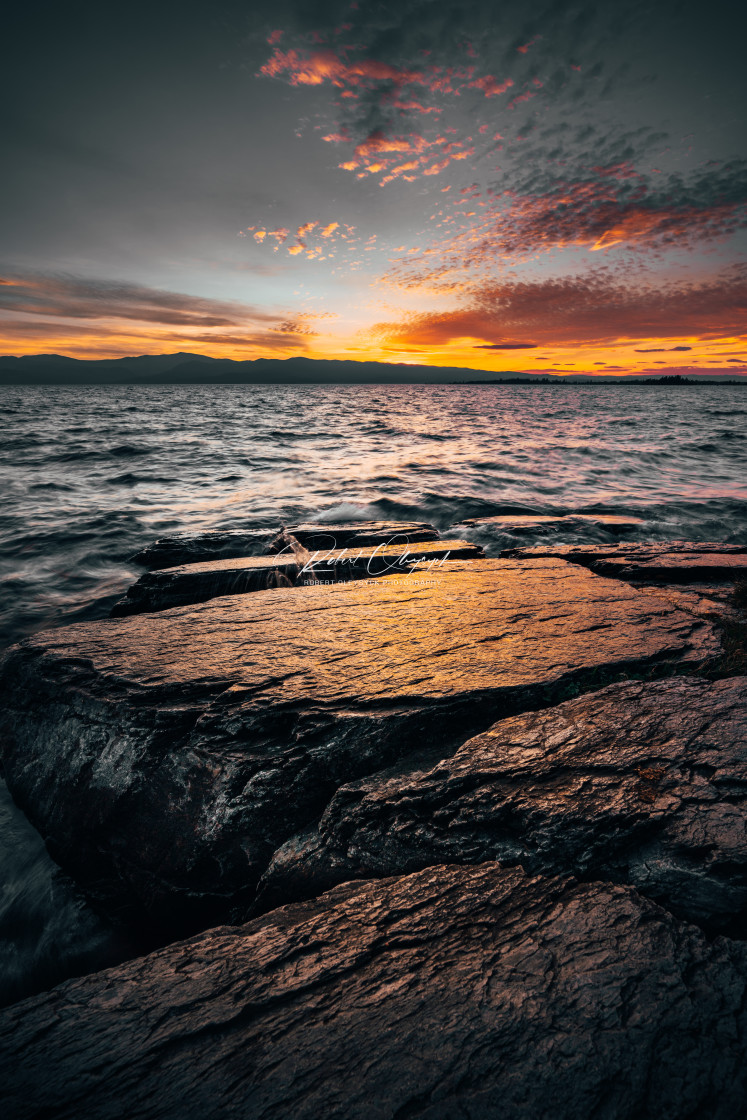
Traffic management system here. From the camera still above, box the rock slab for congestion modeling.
[458,512,645,533]
[268,520,439,552]
[111,539,484,617]
[260,676,747,933]
[0,559,719,930]
[130,528,275,569]
[1,864,746,1120]
[501,541,747,582]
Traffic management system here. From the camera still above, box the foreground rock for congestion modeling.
[0,559,718,931]
[501,541,747,582]
[111,539,483,616]
[2,864,746,1120]
[260,676,747,933]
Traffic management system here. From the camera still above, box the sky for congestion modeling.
[1,0,745,376]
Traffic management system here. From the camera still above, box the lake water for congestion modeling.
[1,381,747,1004]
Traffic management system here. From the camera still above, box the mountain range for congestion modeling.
[0,353,744,385]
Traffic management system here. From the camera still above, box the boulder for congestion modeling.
[1,864,747,1120]
[0,559,719,931]
[259,676,747,933]
[110,540,484,617]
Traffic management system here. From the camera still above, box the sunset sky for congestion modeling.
[1,0,745,376]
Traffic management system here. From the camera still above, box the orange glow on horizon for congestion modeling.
[1,322,745,377]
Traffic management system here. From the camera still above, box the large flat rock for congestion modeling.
[500,542,747,582]
[0,559,719,930]
[2,864,747,1120]
[260,676,747,933]
[111,539,484,616]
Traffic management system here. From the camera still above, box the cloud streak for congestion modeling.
[0,273,316,356]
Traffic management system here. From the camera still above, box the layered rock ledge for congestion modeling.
[2,522,747,1119]
[500,541,747,582]
[259,675,747,933]
[111,539,484,617]
[458,512,646,533]
[0,557,718,932]
[131,520,439,569]
[2,864,747,1120]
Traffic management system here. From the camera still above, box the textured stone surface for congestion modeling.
[259,676,747,933]
[2,864,747,1120]
[0,559,718,930]
[130,528,275,569]
[268,520,439,553]
[111,539,483,616]
[502,541,747,558]
[501,541,747,582]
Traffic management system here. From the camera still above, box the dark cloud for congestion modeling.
[474,342,537,349]
[0,274,280,328]
[634,345,693,352]
[0,271,313,354]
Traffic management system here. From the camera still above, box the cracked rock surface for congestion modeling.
[259,676,747,933]
[0,559,718,931]
[2,864,747,1120]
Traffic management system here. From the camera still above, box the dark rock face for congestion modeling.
[130,528,275,569]
[268,520,439,552]
[111,540,484,617]
[0,559,718,931]
[2,864,747,1120]
[501,541,747,582]
[259,676,747,933]
[130,522,441,569]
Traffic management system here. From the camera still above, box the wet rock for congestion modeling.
[130,528,275,569]
[2,864,747,1120]
[111,540,484,617]
[501,541,747,582]
[268,520,439,552]
[641,584,744,624]
[458,512,645,533]
[0,559,719,931]
[259,676,747,934]
[0,783,134,1009]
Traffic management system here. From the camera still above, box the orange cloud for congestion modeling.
[370,267,747,351]
[467,75,514,97]
[259,47,423,89]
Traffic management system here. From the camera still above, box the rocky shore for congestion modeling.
[1,520,746,1118]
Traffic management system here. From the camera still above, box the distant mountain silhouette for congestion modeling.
[0,354,743,385]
